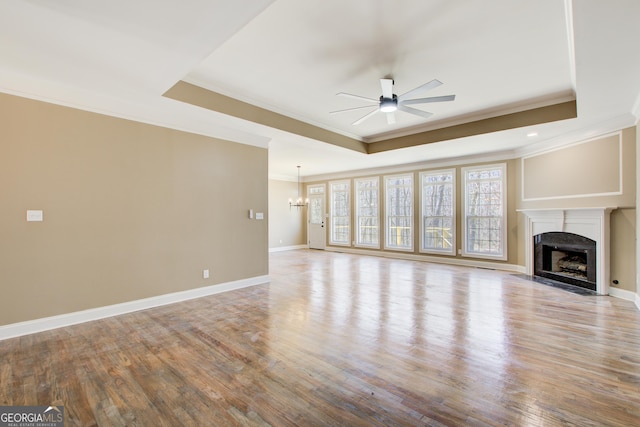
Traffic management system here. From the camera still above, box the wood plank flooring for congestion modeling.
[1,249,640,426]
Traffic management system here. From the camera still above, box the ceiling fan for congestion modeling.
[331,78,455,125]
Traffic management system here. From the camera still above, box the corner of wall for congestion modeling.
[636,122,640,301]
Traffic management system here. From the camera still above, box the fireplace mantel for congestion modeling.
[518,208,616,295]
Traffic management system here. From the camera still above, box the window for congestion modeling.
[462,164,507,259]
[330,180,350,245]
[420,169,455,255]
[385,174,413,251]
[354,177,379,248]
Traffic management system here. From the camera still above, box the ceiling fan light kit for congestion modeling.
[333,78,455,125]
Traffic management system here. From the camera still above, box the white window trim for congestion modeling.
[384,173,414,252]
[354,176,380,249]
[461,163,507,260]
[329,179,351,247]
[419,169,456,256]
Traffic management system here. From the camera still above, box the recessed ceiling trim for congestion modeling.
[363,92,576,143]
[165,81,577,156]
[164,81,367,154]
[367,100,577,154]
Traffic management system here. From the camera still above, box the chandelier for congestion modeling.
[289,165,309,210]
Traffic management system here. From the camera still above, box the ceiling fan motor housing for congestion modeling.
[380,94,398,112]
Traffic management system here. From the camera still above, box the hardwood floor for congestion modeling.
[2,249,640,426]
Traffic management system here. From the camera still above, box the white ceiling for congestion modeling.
[1,0,639,181]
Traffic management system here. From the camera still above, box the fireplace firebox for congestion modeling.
[534,232,597,291]
[519,208,613,295]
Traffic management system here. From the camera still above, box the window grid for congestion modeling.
[420,170,455,254]
[385,174,413,251]
[355,177,379,248]
[330,181,350,245]
[463,164,506,259]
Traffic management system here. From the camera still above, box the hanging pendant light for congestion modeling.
[289,165,309,210]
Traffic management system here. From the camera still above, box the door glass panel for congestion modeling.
[310,197,323,224]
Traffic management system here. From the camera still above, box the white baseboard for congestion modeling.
[636,293,640,311]
[269,244,308,253]
[608,286,638,303]
[0,275,270,341]
[324,246,527,273]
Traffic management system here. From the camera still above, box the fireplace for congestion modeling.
[534,232,596,291]
[518,208,614,295]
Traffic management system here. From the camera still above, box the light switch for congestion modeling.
[26,210,43,222]
[256,212,264,220]
[249,209,254,219]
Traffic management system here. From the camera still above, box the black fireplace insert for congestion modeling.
[533,232,596,291]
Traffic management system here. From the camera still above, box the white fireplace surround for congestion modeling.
[518,208,615,295]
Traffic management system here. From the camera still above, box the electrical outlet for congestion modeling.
[203,269,209,279]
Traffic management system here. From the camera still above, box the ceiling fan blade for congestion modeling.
[398,79,442,102]
[330,105,380,115]
[353,108,379,125]
[337,92,379,103]
[380,78,394,99]
[401,95,456,105]
[398,105,433,120]
[386,112,396,125]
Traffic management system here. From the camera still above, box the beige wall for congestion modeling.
[518,128,636,210]
[522,134,622,200]
[610,208,636,292]
[0,93,268,325]
[517,128,637,292]
[268,179,306,248]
